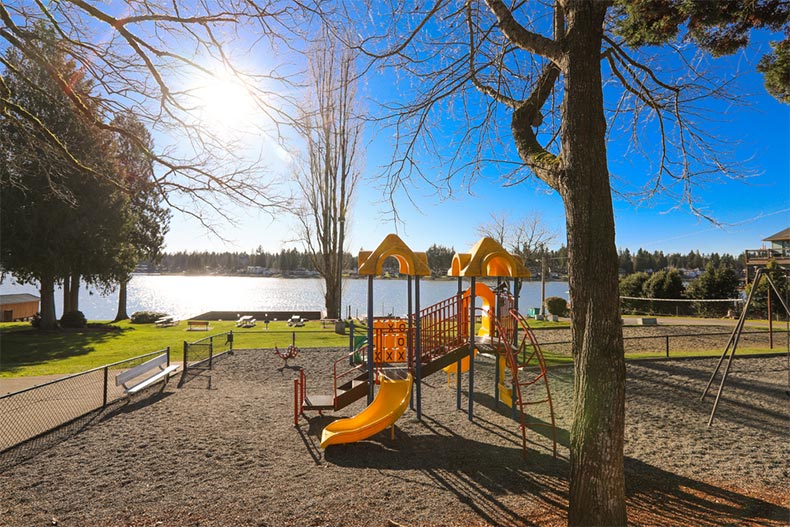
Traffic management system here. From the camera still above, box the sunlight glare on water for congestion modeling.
[0,275,569,321]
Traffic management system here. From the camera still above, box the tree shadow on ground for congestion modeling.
[626,359,789,436]
[325,427,567,527]
[323,413,785,526]
[0,324,131,375]
[624,457,788,526]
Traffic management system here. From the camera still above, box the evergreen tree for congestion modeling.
[425,244,455,276]
[687,263,740,317]
[0,27,122,329]
[110,112,170,321]
[745,260,790,319]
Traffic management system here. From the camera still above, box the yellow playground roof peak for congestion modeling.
[448,237,531,278]
[358,234,430,276]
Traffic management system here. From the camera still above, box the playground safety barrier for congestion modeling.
[178,331,233,387]
[530,329,783,359]
[415,293,467,361]
[0,348,172,453]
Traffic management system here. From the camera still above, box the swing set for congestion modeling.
[701,266,790,425]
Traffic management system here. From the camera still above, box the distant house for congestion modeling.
[0,293,40,322]
[744,227,790,283]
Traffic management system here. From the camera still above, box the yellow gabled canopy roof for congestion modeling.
[447,237,531,278]
[358,234,431,276]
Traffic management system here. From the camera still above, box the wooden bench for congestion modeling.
[116,353,179,395]
[187,320,210,331]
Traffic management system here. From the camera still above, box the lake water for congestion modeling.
[0,275,569,320]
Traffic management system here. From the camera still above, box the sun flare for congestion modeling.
[194,73,257,130]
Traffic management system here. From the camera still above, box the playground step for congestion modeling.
[303,394,334,411]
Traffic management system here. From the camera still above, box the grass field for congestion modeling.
[0,320,354,377]
[0,318,573,378]
[1,318,784,378]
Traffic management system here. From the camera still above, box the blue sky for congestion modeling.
[162,26,789,259]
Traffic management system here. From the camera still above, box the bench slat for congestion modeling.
[126,365,180,394]
[116,353,169,386]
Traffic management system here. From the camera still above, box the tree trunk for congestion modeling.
[63,275,71,314]
[69,273,80,312]
[39,274,58,330]
[324,265,339,319]
[560,3,627,526]
[114,279,129,322]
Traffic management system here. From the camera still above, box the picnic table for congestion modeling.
[155,316,177,328]
[236,315,256,328]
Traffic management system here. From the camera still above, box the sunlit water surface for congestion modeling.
[1,275,569,320]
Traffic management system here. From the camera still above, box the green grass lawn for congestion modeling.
[1,317,782,378]
[0,320,350,377]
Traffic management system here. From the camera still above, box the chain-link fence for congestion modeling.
[535,330,786,359]
[0,348,172,453]
[177,331,233,387]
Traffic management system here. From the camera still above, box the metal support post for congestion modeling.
[457,277,463,410]
[367,275,375,404]
[349,320,355,365]
[408,275,414,410]
[468,276,476,421]
[102,366,109,408]
[415,275,422,420]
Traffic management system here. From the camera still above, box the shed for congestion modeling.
[0,293,40,322]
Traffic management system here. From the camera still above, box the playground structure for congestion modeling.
[294,234,558,460]
[701,266,790,425]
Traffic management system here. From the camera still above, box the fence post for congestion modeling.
[349,321,355,366]
[166,346,171,367]
[209,336,214,370]
[665,335,670,358]
[102,366,109,408]
[178,340,188,388]
[228,331,234,355]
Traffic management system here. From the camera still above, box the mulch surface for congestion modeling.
[1,341,788,526]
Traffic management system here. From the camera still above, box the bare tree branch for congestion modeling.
[1,0,305,232]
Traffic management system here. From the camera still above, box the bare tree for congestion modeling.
[294,27,363,319]
[0,1,305,227]
[476,211,557,266]
[345,1,786,524]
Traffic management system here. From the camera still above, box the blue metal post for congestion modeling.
[415,275,422,420]
[367,275,374,404]
[408,275,414,410]
[468,276,476,420]
[514,277,521,313]
[456,277,462,410]
[494,277,501,406]
[511,278,518,420]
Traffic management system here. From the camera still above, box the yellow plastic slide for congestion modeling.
[320,374,413,448]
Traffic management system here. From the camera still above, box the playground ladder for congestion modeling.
[494,296,558,461]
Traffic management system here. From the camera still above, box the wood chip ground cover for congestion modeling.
[0,343,787,526]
